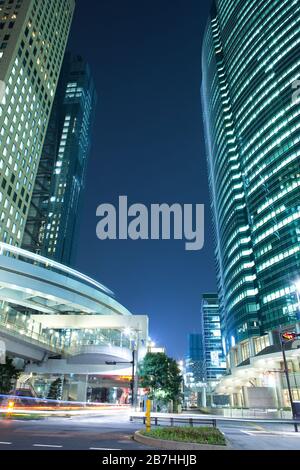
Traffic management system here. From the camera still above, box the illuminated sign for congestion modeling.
[281,332,297,341]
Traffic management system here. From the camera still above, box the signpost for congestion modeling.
[280,329,300,432]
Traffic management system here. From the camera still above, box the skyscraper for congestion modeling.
[202,0,300,353]
[201,294,226,384]
[0,0,75,247]
[23,53,97,265]
[186,333,205,385]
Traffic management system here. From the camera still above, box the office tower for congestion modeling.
[201,294,226,383]
[186,333,205,385]
[202,0,300,353]
[23,53,97,265]
[0,0,75,247]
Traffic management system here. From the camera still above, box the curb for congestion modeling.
[134,430,230,450]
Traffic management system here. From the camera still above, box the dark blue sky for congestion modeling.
[69,0,215,359]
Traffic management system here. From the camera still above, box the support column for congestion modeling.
[237,345,243,365]
[229,394,234,407]
[249,338,255,357]
[236,391,243,408]
[274,371,284,409]
[62,375,70,401]
[77,375,88,403]
[242,386,249,408]
[201,387,207,408]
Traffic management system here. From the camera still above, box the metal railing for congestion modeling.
[0,310,64,353]
[130,414,217,428]
[0,242,114,296]
[0,308,134,359]
[130,413,300,432]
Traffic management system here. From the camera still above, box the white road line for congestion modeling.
[241,430,300,437]
[33,444,63,448]
[241,430,254,436]
[89,447,121,451]
[0,442,12,445]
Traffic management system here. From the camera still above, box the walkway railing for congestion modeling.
[0,309,64,353]
[130,412,300,432]
[0,309,131,356]
[0,242,113,296]
[130,414,217,428]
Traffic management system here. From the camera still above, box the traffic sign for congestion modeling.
[281,332,298,341]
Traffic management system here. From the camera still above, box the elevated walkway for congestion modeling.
[0,243,148,370]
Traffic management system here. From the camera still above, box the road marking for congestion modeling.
[89,447,121,451]
[241,430,300,437]
[0,442,12,445]
[33,444,63,448]
[241,430,253,436]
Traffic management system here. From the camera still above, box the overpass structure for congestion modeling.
[0,243,149,401]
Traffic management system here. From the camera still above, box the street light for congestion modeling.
[105,349,135,407]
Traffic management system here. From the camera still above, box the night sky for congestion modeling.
[68,0,215,359]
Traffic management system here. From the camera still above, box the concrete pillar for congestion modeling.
[201,387,207,408]
[274,371,284,409]
[62,375,70,401]
[268,331,274,346]
[249,338,255,358]
[236,391,243,408]
[237,345,243,365]
[242,386,249,408]
[77,375,88,403]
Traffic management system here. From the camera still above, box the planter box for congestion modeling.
[134,430,230,450]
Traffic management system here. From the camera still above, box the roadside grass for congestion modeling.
[140,426,226,446]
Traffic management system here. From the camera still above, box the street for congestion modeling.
[0,410,152,451]
[0,410,300,450]
[220,422,300,450]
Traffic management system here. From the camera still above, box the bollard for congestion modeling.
[145,399,151,433]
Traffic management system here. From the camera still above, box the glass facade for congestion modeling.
[201,293,226,382]
[23,53,97,265]
[186,333,205,385]
[202,0,300,351]
[0,0,75,246]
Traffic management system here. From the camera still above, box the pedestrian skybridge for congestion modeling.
[0,242,148,367]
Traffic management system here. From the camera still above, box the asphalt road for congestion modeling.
[1,410,300,450]
[0,411,153,451]
[220,421,300,450]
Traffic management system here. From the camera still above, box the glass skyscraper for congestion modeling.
[202,0,300,352]
[0,0,75,247]
[23,53,97,265]
[201,294,226,383]
[186,333,205,385]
